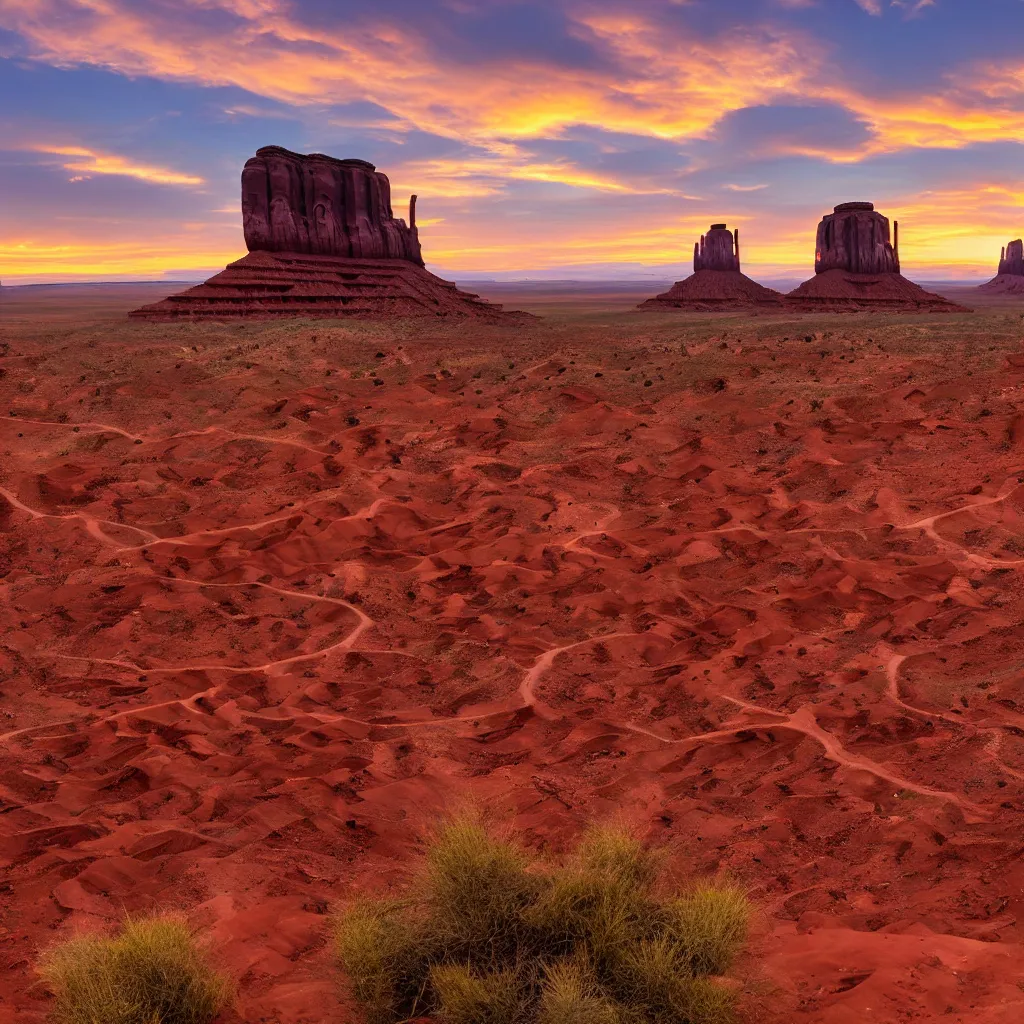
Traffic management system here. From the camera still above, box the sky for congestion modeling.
[1,0,1024,285]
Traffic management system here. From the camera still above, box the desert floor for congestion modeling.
[2,282,1024,1023]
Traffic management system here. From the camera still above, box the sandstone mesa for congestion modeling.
[639,223,785,311]
[787,202,969,312]
[130,147,521,321]
[979,237,1024,295]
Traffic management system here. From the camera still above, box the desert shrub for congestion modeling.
[665,883,750,976]
[334,899,433,1024]
[422,815,541,963]
[36,912,229,1024]
[536,959,620,1024]
[430,963,525,1024]
[335,814,750,1024]
[525,826,663,967]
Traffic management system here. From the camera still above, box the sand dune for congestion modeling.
[2,290,1024,1022]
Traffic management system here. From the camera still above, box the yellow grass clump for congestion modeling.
[335,816,750,1024]
[36,912,230,1024]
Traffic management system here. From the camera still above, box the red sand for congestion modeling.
[787,270,970,311]
[978,275,1024,296]
[639,269,784,311]
[2,288,1024,1023]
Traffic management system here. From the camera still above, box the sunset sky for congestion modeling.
[2,0,1023,284]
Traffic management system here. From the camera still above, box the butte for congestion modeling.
[639,223,784,310]
[130,146,520,320]
[786,202,969,311]
[978,238,1024,294]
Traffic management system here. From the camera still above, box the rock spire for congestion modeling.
[997,239,1024,277]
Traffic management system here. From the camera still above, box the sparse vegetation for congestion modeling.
[335,815,750,1024]
[36,912,229,1024]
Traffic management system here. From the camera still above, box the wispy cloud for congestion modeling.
[0,1,817,147]
[29,145,205,186]
[0,0,1021,283]
[892,0,936,16]
[856,0,936,17]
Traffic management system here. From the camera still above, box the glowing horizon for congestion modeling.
[1,0,1023,285]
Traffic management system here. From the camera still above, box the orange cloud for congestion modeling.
[829,93,1024,153]
[421,184,1016,279]
[389,154,686,199]
[0,237,238,279]
[2,187,1012,283]
[0,1,816,149]
[29,144,205,186]
[7,0,1024,172]
[2,0,1024,281]
[884,185,1024,271]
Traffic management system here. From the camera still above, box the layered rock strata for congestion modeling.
[788,202,968,311]
[131,147,517,320]
[129,251,512,320]
[640,223,784,310]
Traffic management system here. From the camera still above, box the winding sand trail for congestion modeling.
[6,310,1024,1024]
[0,484,158,544]
[7,418,144,442]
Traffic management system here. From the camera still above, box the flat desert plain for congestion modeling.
[2,282,1024,1023]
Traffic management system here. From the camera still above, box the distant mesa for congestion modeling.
[695,224,740,272]
[130,146,520,320]
[814,202,900,276]
[999,239,1024,276]
[638,223,785,311]
[978,238,1024,294]
[787,202,969,311]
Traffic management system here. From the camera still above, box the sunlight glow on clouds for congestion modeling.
[0,0,1022,281]
[30,145,206,186]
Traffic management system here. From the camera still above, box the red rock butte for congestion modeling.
[978,238,1024,295]
[639,223,784,310]
[787,202,969,312]
[129,146,519,321]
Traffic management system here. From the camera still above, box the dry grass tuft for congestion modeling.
[666,883,750,976]
[537,959,620,1024]
[335,813,750,1024]
[334,900,432,1024]
[430,963,525,1024]
[36,912,229,1024]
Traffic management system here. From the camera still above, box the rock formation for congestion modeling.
[787,202,968,311]
[694,223,741,272]
[639,223,784,311]
[130,146,519,320]
[240,147,423,264]
[998,239,1024,276]
[978,238,1024,294]
[814,201,900,275]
